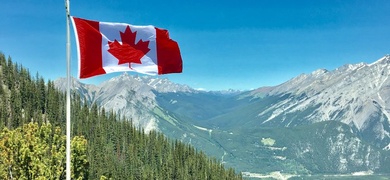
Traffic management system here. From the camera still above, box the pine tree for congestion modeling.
[0,52,243,179]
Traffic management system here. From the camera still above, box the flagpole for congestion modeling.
[65,0,71,180]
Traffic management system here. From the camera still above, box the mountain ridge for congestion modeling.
[54,73,243,132]
[207,55,390,151]
[54,54,390,175]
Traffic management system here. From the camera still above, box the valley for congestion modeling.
[55,55,390,177]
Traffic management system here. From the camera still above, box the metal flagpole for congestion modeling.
[65,0,71,179]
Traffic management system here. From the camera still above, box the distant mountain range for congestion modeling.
[55,55,390,177]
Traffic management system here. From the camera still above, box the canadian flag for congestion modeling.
[71,16,182,78]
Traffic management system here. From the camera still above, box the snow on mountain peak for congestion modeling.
[369,54,390,67]
[311,68,329,77]
[103,73,194,93]
[260,54,390,135]
[335,62,367,73]
[110,72,130,81]
[54,73,196,132]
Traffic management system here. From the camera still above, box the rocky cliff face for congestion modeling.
[243,55,390,149]
[54,73,196,132]
[54,55,390,175]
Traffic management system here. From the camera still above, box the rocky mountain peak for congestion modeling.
[370,54,390,66]
[52,54,390,174]
[251,55,390,147]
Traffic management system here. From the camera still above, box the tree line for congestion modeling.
[0,52,242,179]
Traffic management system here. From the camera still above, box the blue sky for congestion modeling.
[1,1,390,91]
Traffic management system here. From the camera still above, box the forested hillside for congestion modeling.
[0,52,242,179]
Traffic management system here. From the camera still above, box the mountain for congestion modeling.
[0,52,244,179]
[54,73,247,167]
[211,55,390,148]
[201,55,390,175]
[54,55,390,177]
[55,73,195,131]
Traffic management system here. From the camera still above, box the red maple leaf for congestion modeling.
[108,26,150,68]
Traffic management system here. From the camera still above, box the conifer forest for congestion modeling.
[0,52,242,179]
